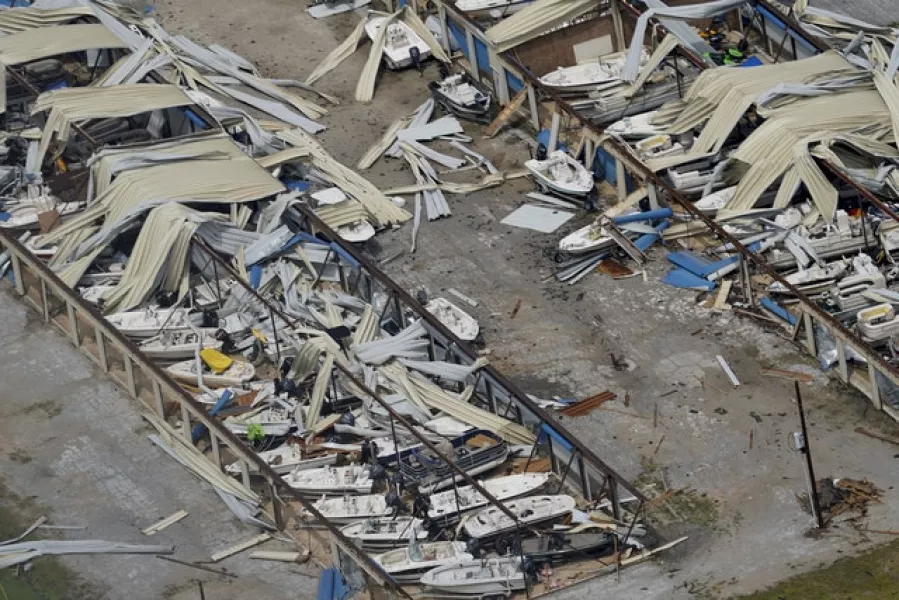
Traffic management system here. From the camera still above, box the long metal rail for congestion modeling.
[0,227,412,599]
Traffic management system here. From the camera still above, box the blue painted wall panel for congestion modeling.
[473,37,491,77]
[447,19,468,59]
[506,70,524,94]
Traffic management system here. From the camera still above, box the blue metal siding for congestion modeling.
[447,19,468,59]
[505,70,524,94]
[473,37,491,77]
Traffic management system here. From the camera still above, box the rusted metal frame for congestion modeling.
[0,230,409,598]
[297,207,646,502]
[192,241,534,528]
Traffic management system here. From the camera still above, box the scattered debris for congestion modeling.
[141,510,189,536]
[761,368,815,384]
[716,355,741,387]
[560,391,616,417]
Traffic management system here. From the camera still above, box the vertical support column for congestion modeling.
[615,158,627,201]
[526,83,540,130]
[153,380,165,417]
[210,431,222,468]
[803,311,816,354]
[66,301,79,345]
[647,183,660,210]
[271,483,285,530]
[608,478,622,521]
[181,404,191,441]
[465,29,479,82]
[124,355,136,397]
[610,0,626,52]
[39,279,49,322]
[583,136,595,170]
[869,363,882,410]
[438,4,450,54]
[547,109,560,152]
[10,254,24,295]
[96,328,108,371]
[495,64,510,105]
[240,461,251,489]
[578,455,592,501]
[835,339,848,382]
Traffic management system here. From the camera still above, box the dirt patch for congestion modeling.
[8,449,31,464]
[18,399,62,419]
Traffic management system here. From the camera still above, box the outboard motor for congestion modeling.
[155,290,177,307]
[201,309,219,328]
[409,46,422,75]
[584,187,599,213]
[535,142,548,162]
[438,62,450,80]
[466,538,482,558]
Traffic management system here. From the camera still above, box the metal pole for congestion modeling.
[795,381,824,528]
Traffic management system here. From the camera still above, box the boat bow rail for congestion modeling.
[0,227,412,600]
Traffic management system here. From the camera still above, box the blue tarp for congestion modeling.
[536,129,568,153]
[634,220,670,252]
[612,208,672,225]
[316,568,349,600]
[760,297,798,325]
[191,389,233,443]
[249,264,263,289]
[661,269,717,291]
[0,212,10,222]
[738,56,764,68]
[667,250,738,277]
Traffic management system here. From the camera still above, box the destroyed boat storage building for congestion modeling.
[428,0,899,421]
[0,2,650,597]
[4,0,899,597]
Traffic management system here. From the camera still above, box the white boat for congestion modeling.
[223,406,292,437]
[312,493,392,524]
[365,15,431,70]
[0,201,83,229]
[425,297,479,341]
[857,303,899,343]
[463,495,576,539]
[558,220,615,255]
[166,357,256,387]
[606,111,663,139]
[375,541,473,583]
[429,73,491,123]
[106,307,199,338]
[768,262,849,296]
[694,186,736,215]
[454,0,533,16]
[428,473,549,524]
[635,134,684,159]
[540,62,621,94]
[525,150,594,198]
[420,557,526,595]
[336,220,376,243]
[225,444,337,475]
[340,517,426,551]
[284,464,374,495]
[137,328,223,360]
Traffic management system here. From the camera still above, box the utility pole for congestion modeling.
[794,381,825,528]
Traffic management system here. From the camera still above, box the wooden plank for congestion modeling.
[485,88,526,138]
[210,533,271,562]
[714,280,733,309]
[761,368,814,384]
[855,426,899,447]
[142,510,188,536]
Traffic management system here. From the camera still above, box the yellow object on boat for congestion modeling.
[200,348,232,374]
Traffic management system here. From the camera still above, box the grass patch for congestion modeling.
[743,539,899,599]
[0,480,98,599]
